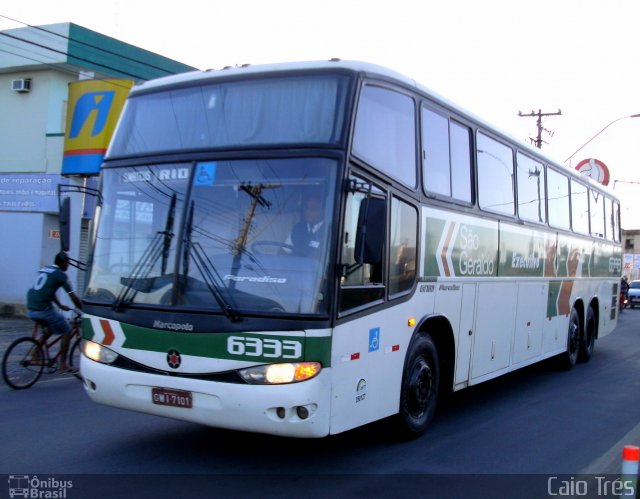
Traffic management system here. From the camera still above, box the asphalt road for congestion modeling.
[1,310,639,498]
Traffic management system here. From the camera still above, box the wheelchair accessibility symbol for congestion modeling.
[194,162,217,186]
[369,327,380,352]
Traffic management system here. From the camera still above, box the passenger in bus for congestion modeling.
[286,194,325,256]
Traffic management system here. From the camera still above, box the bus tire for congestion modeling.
[578,306,596,363]
[560,308,580,370]
[396,334,440,438]
[2,337,44,390]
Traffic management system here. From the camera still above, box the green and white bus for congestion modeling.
[79,60,622,438]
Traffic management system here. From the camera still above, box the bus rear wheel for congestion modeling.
[396,334,440,438]
[560,308,580,370]
[578,306,596,363]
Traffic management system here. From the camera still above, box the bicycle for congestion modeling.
[2,309,83,390]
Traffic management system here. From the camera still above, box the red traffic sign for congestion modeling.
[575,158,610,186]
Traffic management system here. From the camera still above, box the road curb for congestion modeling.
[580,420,640,474]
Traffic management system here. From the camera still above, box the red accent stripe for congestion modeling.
[440,223,456,277]
[64,148,107,157]
[100,320,115,346]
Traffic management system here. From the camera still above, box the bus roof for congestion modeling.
[128,59,617,197]
[132,59,417,93]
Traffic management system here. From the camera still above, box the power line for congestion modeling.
[0,14,180,76]
[0,37,134,91]
[0,14,192,81]
[0,30,151,81]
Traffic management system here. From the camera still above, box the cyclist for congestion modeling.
[621,276,630,308]
[26,252,83,373]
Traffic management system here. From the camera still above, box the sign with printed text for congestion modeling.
[0,174,60,212]
[62,79,134,175]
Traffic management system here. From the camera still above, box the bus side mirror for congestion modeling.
[59,197,70,252]
[355,197,386,265]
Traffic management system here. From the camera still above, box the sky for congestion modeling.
[2,0,640,228]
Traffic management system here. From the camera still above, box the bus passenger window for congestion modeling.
[611,199,621,242]
[353,85,416,187]
[389,198,417,296]
[477,133,514,215]
[571,180,589,234]
[450,121,472,203]
[422,108,450,196]
[547,169,570,230]
[589,189,605,238]
[516,153,546,223]
[422,107,472,203]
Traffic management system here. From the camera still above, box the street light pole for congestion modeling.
[564,114,640,164]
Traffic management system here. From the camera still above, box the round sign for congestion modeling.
[575,158,610,185]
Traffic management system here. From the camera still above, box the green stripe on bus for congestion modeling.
[82,318,95,341]
[119,323,332,366]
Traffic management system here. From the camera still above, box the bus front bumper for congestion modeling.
[80,356,332,438]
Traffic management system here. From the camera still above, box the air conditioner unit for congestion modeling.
[11,78,31,93]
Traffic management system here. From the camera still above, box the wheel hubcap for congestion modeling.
[408,358,433,416]
[569,321,579,353]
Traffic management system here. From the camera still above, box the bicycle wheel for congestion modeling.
[2,337,45,389]
[68,336,83,371]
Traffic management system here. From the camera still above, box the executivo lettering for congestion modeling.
[511,252,541,269]
[153,320,194,331]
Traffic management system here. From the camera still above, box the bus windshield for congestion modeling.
[107,74,350,157]
[85,158,337,317]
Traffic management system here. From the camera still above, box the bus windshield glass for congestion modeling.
[85,158,337,316]
[108,74,349,156]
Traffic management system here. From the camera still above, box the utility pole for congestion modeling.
[518,109,562,148]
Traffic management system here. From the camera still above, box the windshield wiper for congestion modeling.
[113,193,176,311]
[182,201,241,322]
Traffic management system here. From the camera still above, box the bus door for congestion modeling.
[454,283,477,386]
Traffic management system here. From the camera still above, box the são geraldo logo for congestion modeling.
[8,475,72,498]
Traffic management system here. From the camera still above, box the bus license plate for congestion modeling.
[152,387,192,408]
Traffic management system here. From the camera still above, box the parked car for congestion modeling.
[628,280,640,308]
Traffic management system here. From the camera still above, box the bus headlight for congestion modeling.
[83,340,119,365]
[239,362,321,384]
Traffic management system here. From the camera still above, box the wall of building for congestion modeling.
[0,23,197,316]
[622,229,640,281]
[1,213,45,306]
[0,71,53,172]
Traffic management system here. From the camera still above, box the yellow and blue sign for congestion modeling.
[62,79,134,175]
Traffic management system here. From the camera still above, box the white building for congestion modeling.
[622,229,640,281]
[0,23,196,316]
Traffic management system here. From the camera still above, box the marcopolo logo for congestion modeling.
[153,320,194,332]
[8,475,72,498]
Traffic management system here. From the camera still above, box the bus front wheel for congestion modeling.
[397,334,440,437]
